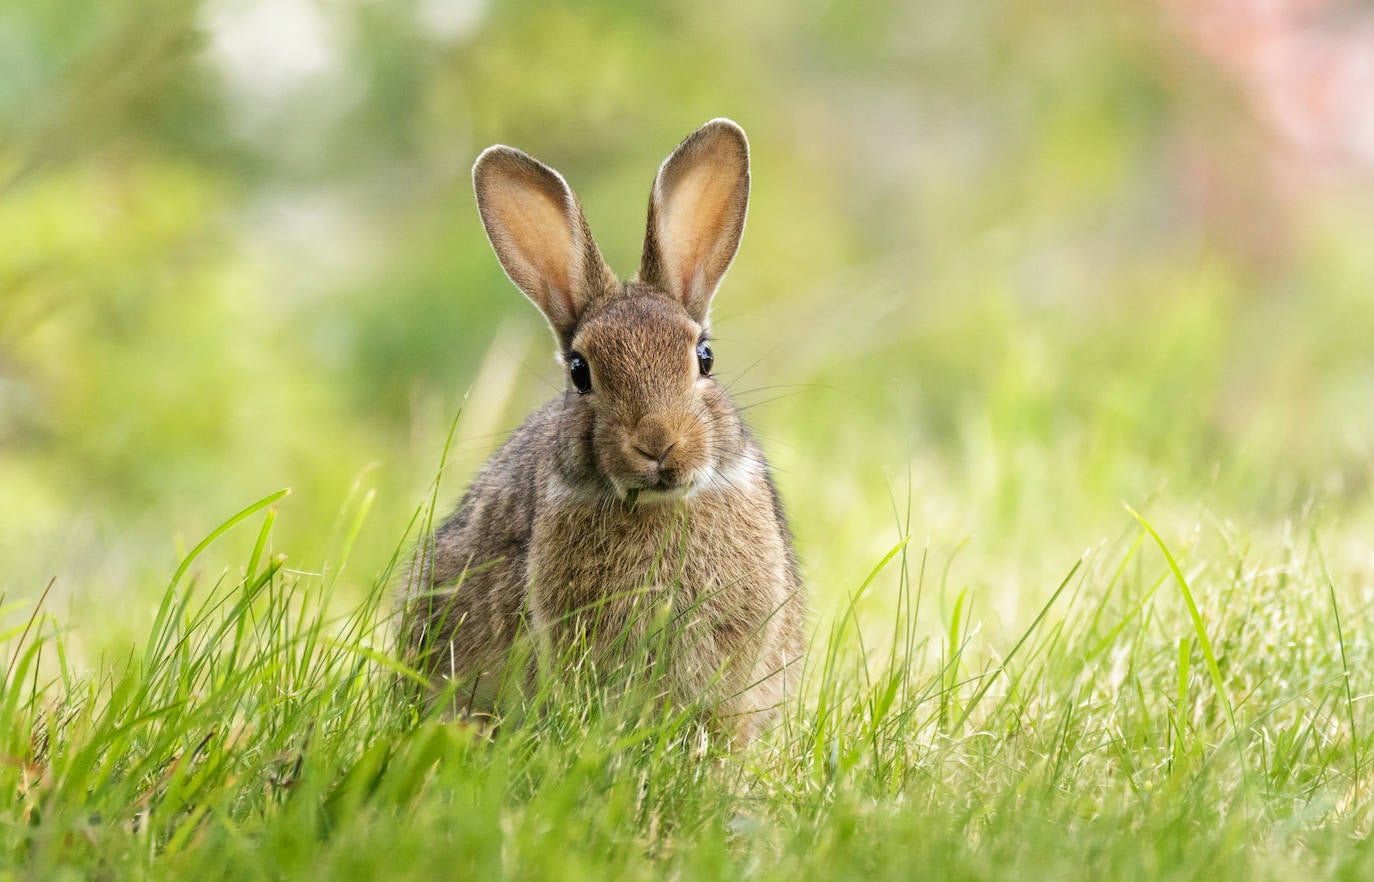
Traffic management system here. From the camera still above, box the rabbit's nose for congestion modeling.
[630,416,678,464]
[632,441,676,466]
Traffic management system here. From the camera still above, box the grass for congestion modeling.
[4,471,1374,880]
[5,212,1374,880]
[8,2,1374,876]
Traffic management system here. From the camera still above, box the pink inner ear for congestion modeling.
[479,164,582,328]
[649,125,748,318]
[658,161,737,299]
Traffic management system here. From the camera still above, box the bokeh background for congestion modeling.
[3,0,1373,654]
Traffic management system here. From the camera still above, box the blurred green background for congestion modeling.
[3,0,1373,654]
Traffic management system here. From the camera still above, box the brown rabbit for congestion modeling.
[401,119,804,746]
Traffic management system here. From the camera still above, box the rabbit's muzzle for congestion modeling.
[610,411,709,497]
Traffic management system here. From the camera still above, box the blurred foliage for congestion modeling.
[2,0,1373,650]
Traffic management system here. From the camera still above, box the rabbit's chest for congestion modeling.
[527,494,788,645]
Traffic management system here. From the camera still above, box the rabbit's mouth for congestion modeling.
[619,475,695,508]
[649,473,686,493]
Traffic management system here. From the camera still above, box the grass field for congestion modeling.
[6,276,1374,879]
[6,1,1374,877]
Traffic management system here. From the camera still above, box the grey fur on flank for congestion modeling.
[400,119,804,746]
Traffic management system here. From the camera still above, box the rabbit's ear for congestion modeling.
[474,146,613,344]
[639,119,750,323]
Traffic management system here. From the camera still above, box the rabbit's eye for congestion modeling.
[696,340,714,376]
[568,352,592,394]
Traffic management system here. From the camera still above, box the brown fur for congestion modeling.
[401,120,804,746]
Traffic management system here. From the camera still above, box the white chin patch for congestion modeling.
[687,457,763,497]
[624,485,689,506]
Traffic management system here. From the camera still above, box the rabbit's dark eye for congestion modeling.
[568,353,592,394]
[568,352,592,394]
[696,339,714,376]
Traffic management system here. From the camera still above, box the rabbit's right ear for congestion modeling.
[473,146,613,345]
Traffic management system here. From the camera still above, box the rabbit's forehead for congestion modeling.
[573,296,701,374]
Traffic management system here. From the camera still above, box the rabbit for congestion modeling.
[400,119,804,746]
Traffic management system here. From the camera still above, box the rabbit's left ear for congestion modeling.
[639,119,750,323]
